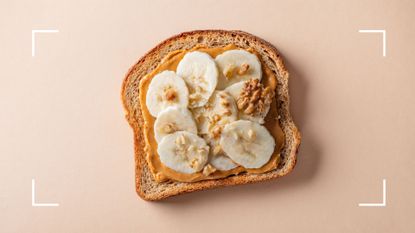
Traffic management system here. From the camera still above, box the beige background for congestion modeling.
[1,0,415,232]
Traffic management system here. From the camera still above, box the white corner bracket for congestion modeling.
[358,29,386,57]
[358,179,387,207]
[31,29,59,57]
[31,179,59,207]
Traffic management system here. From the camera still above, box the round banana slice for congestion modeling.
[176,51,218,108]
[158,131,209,174]
[220,120,275,169]
[146,70,189,117]
[210,154,238,171]
[206,138,238,171]
[215,49,262,89]
[225,79,273,124]
[192,90,238,136]
[154,106,198,143]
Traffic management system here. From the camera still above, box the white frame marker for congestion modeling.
[358,29,386,57]
[31,29,59,57]
[31,179,59,207]
[358,179,387,207]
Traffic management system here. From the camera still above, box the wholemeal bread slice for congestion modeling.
[121,30,301,201]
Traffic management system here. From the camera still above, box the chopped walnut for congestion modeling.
[247,129,256,142]
[244,103,255,114]
[175,134,186,146]
[202,164,217,176]
[211,125,222,139]
[213,114,221,122]
[164,87,177,102]
[198,146,208,154]
[223,64,235,79]
[236,79,274,117]
[221,99,230,107]
[224,110,232,116]
[196,86,206,93]
[237,63,250,75]
[187,145,196,152]
[163,123,177,134]
[189,158,199,169]
[212,145,222,155]
[189,93,202,107]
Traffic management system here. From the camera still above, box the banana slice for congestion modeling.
[215,50,262,89]
[158,131,209,174]
[192,90,238,136]
[220,120,275,169]
[225,79,274,124]
[146,70,189,117]
[191,90,239,171]
[210,155,238,171]
[176,51,218,108]
[154,106,197,143]
[204,136,238,171]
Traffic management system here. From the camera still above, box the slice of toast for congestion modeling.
[121,30,301,201]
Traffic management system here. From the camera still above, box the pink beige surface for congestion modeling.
[1,0,415,232]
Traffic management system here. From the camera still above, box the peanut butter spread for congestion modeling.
[138,44,285,182]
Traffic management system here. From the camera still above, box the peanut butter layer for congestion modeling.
[138,44,285,182]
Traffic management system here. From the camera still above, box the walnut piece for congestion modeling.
[164,87,177,102]
[247,129,256,142]
[211,125,222,139]
[202,164,217,176]
[236,79,274,117]
[237,63,250,75]
[223,64,235,80]
[189,158,199,169]
[212,145,222,155]
[163,123,177,134]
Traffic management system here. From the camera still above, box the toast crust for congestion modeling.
[121,30,301,201]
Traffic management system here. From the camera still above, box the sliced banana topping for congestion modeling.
[146,70,189,117]
[191,91,239,171]
[148,48,279,177]
[225,79,274,124]
[210,154,238,171]
[154,106,198,143]
[215,50,262,89]
[220,120,275,169]
[205,139,238,171]
[176,51,218,108]
[192,90,238,136]
[158,131,209,174]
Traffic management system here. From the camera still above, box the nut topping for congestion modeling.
[223,64,235,79]
[213,114,221,122]
[236,79,274,117]
[244,103,255,114]
[175,134,186,146]
[164,87,177,102]
[212,125,222,139]
[247,129,256,142]
[202,164,217,176]
[212,145,222,155]
[189,158,199,169]
[163,123,177,134]
[237,63,250,75]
